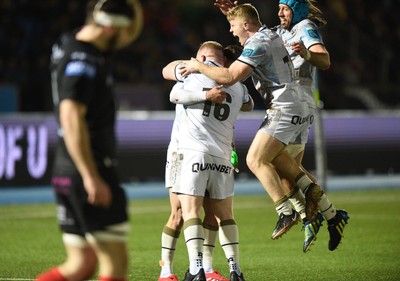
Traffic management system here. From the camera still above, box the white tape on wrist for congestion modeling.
[243,93,250,103]
[203,90,208,101]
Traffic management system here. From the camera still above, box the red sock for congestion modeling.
[99,277,126,281]
[36,268,67,281]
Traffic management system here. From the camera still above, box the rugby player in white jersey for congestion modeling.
[274,0,349,252]
[168,41,251,281]
[213,0,349,253]
[159,43,253,281]
[159,58,233,281]
[180,3,323,242]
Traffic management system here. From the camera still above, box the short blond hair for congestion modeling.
[197,41,224,60]
[198,41,224,53]
[227,3,261,25]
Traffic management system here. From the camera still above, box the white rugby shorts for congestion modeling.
[171,149,234,199]
[259,85,314,145]
[165,146,176,188]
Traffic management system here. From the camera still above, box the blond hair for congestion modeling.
[196,41,225,63]
[227,3,262,25]
[198,41,224,53]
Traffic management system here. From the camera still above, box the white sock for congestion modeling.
[219,219,241,275]
[275,199,293,216]
[319,193,337,221]
[295,173,314,193]
[203,223,218,273]
[286,187,306,219]
[184,218,204,275]
[160,226,180,277]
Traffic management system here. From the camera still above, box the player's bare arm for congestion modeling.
[291,42,330,70]
[170,83,227,105]
[240,93,254,112]
[59,99,112,207]
[162,60,185,81]
[180,58,252,85]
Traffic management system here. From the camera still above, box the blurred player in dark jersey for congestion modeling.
[36,1,143,281]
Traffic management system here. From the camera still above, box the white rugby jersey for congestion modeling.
[177,61,249,160]
[167,83,185,153]
[276,20,324,84]
[238,26,295,105]
[276,19,325,105]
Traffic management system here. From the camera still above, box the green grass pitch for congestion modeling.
[0,188,399,280]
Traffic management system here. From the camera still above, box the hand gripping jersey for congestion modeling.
[177,61,249,160]
[237,26,295,106]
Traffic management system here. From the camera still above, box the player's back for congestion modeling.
[178,63,247,160]
[50,31,117,168]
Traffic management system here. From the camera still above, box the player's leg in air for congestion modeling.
[276,145,349,252]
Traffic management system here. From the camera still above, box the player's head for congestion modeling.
[227,3,261,25]
[278,0,326,28]
[89,0,134,28]
[223,44,243,67]
[196,41,225,66]
[226,4,261,46]
[278,0,309,26]
[86,0,137,51]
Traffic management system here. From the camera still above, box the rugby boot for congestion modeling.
[328,209,349,251]
[271,210,300,240]
[183,268,206,281]
[158,274,180,281]
[303,212,324,253]
[205,270,229,281]
[229,271,245,281]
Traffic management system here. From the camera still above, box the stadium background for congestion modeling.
[0,0,399,190]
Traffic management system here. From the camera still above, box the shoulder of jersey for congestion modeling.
[297,19,318,30]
